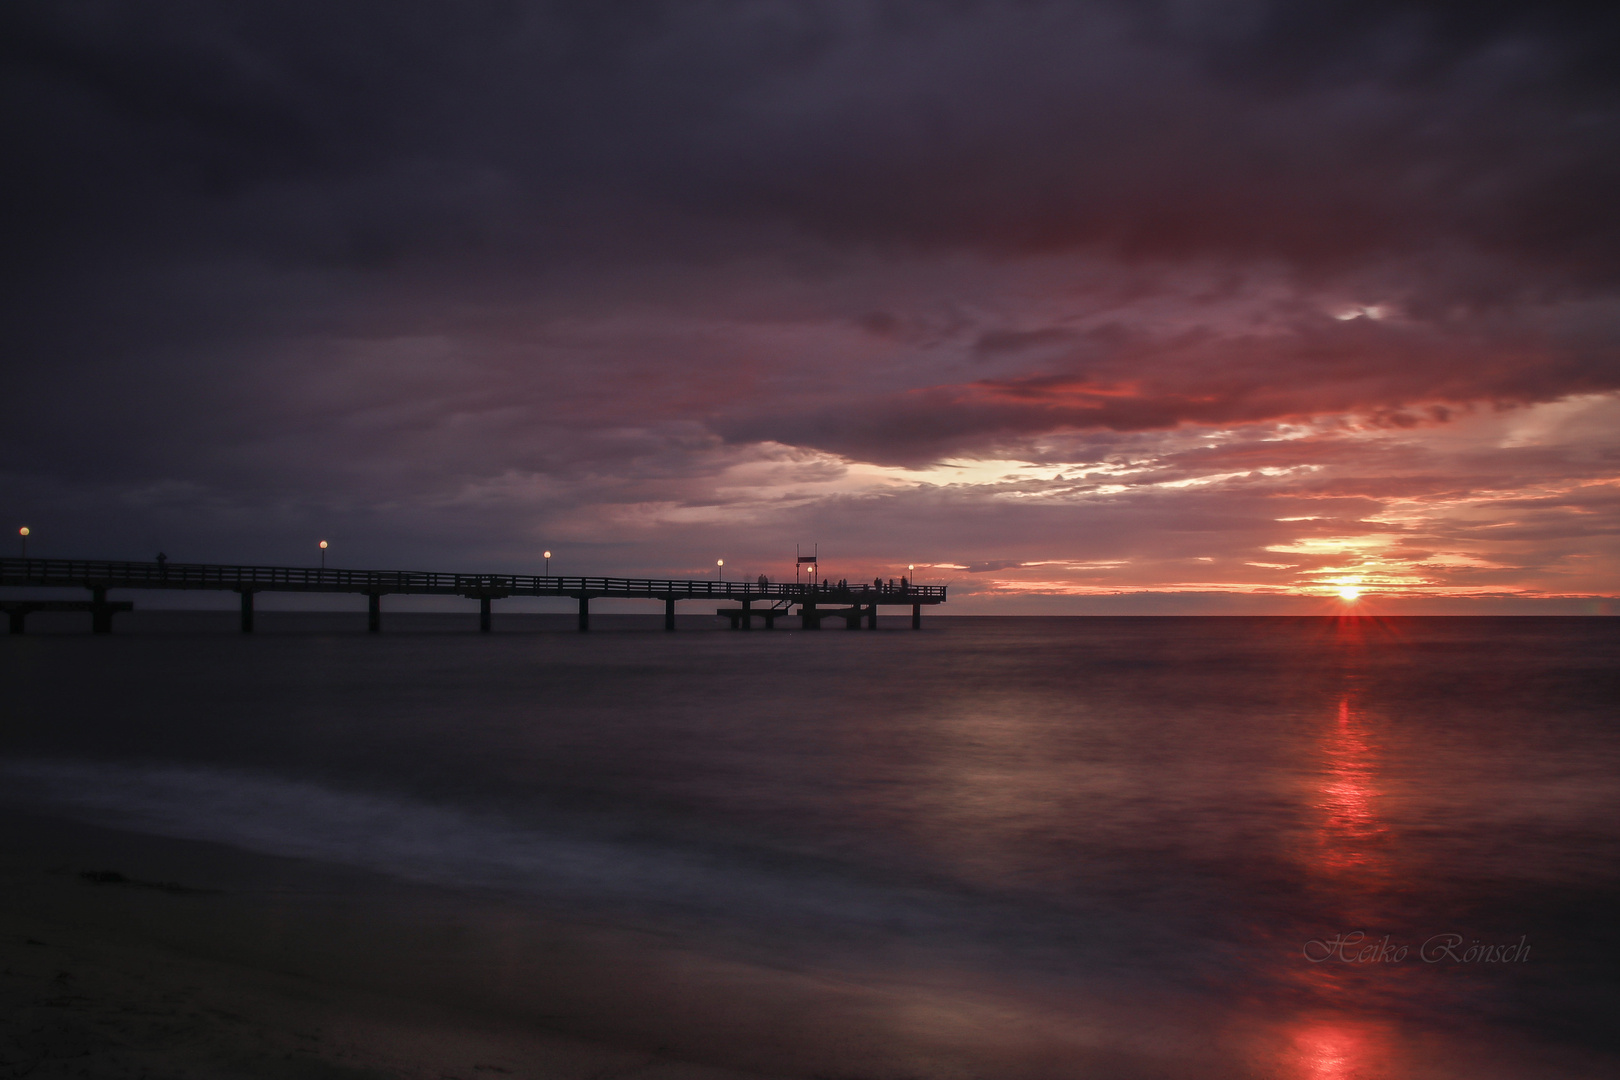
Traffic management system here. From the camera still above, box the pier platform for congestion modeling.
[0,558,945,633]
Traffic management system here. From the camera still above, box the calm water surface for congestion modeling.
[3,615,1617,1077]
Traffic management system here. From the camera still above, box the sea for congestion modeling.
[2,613,1617,1078]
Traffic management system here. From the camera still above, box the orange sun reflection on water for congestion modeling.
[1314,694,1390,882]
[1283,1018,1396,1080]
[1260,620,1407,1078]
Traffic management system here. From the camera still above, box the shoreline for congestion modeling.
[0,809,1238,1080]
[5,797,1615,1080]
[0,817,789,1080]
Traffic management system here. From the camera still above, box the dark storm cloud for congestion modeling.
[6,1,1617,272]
[677,2,1620,279]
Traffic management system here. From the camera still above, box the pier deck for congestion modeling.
[0,558,945,633]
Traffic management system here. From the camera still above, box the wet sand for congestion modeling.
[0,812,1250,1080]
[0,812,793,1080]
[2,811,1143,1080]
[1,912,751,1080]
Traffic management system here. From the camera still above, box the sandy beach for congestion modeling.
[1,911,737,1080]
[0,811,792,1080]
[0,811,1221,1080]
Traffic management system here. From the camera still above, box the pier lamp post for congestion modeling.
[18,526,27,559]
[716,558,724,581]
[319,539,328,569]
[544,550,551,577]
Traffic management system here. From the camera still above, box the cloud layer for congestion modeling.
[3,2,1617,609]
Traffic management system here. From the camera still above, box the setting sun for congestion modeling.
[1338,586,1362,601]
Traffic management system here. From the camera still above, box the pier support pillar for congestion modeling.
[912,603,921,630]
[479,596,492,633]
[7,609,25,635]
[240,590,255,634]
[865,603,878,630]
[368,593,381,633]
[802,602,819,629]
[740,598,752,630]
[90,587,113,634]
[577,595,590,632]
[664,596,676,631]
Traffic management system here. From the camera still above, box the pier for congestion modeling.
[0,557,946,634]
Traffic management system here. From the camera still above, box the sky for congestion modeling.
[3,1,1618,613]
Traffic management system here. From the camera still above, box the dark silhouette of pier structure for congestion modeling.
[1,557,946,634]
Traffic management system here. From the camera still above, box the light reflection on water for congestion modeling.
[1314,693,1389,884]
[1263,620,1410,1078]
[1282,1018,1395,1080]
[1280,621,1398,1077]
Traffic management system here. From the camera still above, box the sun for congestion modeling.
[1338,586,1362,601]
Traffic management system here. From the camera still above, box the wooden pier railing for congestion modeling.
[1,557,945,634]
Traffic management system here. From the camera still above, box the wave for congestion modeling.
[0,756,974,941]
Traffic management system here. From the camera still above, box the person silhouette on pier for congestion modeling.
[156,552,168,579]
